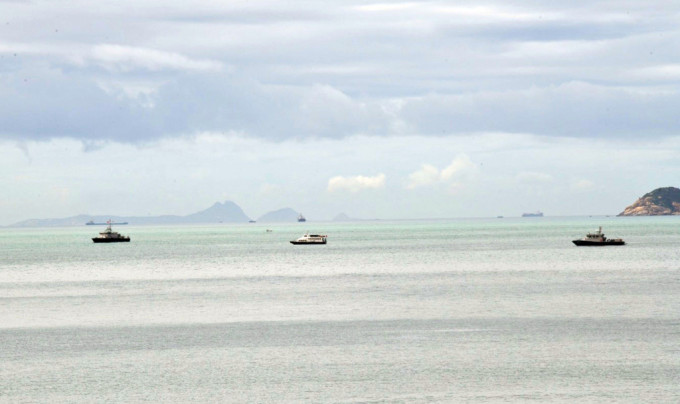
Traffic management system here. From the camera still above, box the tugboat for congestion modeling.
[572,227,624,246]
[297,214,306,222]
[290,233,327,245]
[92,221,130,243]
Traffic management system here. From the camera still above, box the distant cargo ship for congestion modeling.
[297,214,306,222]
[86,220,128,225]
[522,211,543,217]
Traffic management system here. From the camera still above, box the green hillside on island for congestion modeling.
[618,187,680,216]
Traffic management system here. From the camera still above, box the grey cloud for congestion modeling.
[0,67,394,141]
[0,68,158,142]
[157,9,330,25]
[456,20,640,42]
[2,62,680,142]
[2,1,680,142]
[400,82,680,138]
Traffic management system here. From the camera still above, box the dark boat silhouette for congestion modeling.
[522,211,543,217]
[92,222,130,243]
[572,227,624,246]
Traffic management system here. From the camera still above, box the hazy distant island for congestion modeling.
[333,213,353,221]
[256,208,299,222]
[10,201,308,227]
[618,187,680,216]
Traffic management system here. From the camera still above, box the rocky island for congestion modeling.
[618,187,680,216]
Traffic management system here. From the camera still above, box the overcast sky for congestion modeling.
[2,0,680,224]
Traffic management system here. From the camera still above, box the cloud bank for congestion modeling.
[327,174,386,193]
[89,44,224,72]
[1,1,679,142]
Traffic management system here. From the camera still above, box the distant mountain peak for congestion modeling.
[333,213,352,221]
[618,186,680,216]
[257,207,300,222]
[187,200,250,222]
[10,200,252,227]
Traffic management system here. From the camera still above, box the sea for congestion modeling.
[1,217,678,403]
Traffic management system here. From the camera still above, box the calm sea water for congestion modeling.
[1,217,679,402]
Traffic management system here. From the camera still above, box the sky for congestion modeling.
[2,0,680,225]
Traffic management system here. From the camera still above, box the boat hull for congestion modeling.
[290,241,325,245]
[92,238,130,243]
[572,240,625,246]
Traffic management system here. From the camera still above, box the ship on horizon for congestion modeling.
[522,211,543,217]
[86,220,128,225]
[297,214,306,222]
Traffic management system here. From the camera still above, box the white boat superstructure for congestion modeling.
[584,227,606,242]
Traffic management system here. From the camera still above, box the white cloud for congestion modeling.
[90,44,224,72]
[441,156,476,181]
[516,171,554,184]
[356,3,419,13]
[406,155,476,189]
[327,173,385,193]
[571,179,595,191]
[405,164,440,189]
[629,64,680,81]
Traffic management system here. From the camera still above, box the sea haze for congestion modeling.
[8,200,256,227]
[1,217,678,402]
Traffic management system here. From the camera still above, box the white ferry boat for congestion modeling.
[290,233,327,245]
